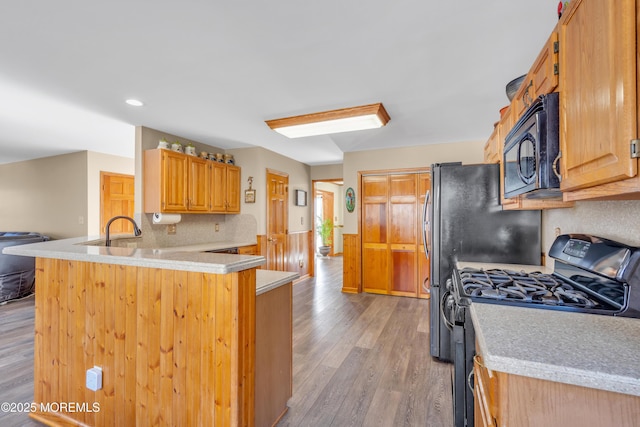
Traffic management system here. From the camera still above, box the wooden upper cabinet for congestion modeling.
[512,32,559,120]
[559,0,638,194]
[144,149,241,214]
[187,156,210,212]
[484,125,500,164]
[144,149,188,213]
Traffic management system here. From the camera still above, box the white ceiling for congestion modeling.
[0,0,559,166]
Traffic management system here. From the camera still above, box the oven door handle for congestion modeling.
[440,290,454,331]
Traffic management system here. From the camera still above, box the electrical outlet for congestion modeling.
[215,223,220,232]
[301,217,304,225]
[78,216,84,225]
[167,224,177,235]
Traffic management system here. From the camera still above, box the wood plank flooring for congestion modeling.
[0,294,40,427]
[277,256,453,427]
[0,257,453,427]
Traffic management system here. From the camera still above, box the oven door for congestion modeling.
[504,114,539,199]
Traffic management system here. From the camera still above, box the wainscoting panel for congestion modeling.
[342,234,360,293]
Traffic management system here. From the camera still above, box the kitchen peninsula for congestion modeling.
[4,236,297,427]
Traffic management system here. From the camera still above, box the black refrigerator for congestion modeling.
[426,163,541,362]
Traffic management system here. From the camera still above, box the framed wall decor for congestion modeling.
[345,187,355,212]
[245,189,256,203]
[295,189,307,206]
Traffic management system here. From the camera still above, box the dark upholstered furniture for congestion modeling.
[0,232,49,303]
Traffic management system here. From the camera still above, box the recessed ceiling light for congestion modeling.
[125,99,144,107]
[265,103,390,138]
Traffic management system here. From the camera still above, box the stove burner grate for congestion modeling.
[460,268,600,308]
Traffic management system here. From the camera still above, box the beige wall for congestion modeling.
[311,163,343,180]
[343,140,485,233]
[0,152,88,239]
[227,146,312,235]
[0,151,134,239]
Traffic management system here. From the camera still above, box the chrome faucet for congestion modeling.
[105,216,142,247]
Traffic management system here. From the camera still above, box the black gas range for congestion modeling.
[446,234,640,427]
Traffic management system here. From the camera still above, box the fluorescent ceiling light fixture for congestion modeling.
[265,103,390,138]
[125,99,144,107]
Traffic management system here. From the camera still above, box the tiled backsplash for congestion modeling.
[135,213,257,248]
[542,200,640,265]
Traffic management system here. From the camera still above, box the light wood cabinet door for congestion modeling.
[484,126,500,164]
[238,245,258,255]
[144,149,188,213]
[559,0,637,192]
[162,150,189,212]
[210,162,227,212]
[226,164,241,213]
[474,355,498,427]
[187,156,210,212]
[210,163,241,213]
[512,32,559,120]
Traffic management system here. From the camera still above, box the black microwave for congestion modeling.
[503,92,561,199]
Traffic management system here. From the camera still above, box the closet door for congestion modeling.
[389,174,418,296]
[362,175,389,294]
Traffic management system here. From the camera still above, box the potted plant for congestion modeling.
[317,217,333,257]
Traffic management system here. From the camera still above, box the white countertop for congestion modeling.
[256,270,298,295]
[471,303,640,397]
[3,235,265,274]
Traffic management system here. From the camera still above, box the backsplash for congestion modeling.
[542,199,640,264]
[136,213,257,248]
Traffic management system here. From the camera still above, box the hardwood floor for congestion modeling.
[0,257,453,427]
[277,256,453,427]
[0,294,40,427]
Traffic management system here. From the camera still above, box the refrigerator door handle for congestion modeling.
[422,190,430,259]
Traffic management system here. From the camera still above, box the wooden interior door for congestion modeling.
[266,169,288,271]
[362,175,389,294]
[100,172,135,235]
[389,173,417,297]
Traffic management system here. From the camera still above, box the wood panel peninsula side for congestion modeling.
[3,236,295,427]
